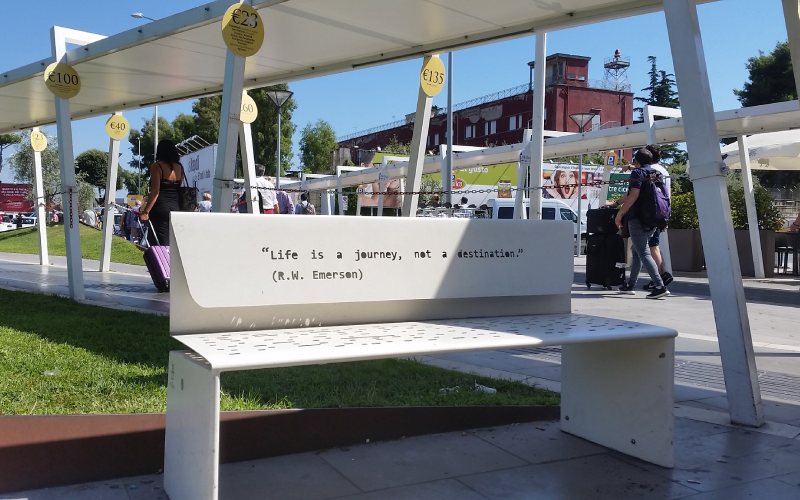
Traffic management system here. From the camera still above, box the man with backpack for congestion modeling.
[613,148,670,299]
[294,192,316,215]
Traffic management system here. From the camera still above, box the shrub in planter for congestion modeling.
[669,193,699,229]
[726,175,785,230]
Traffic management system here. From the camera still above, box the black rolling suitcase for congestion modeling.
[585,233,626,289]
[586,207,619,234]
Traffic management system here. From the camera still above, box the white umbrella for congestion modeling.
[721,130,800,170]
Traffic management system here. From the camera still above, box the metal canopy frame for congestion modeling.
[4,0,797,430]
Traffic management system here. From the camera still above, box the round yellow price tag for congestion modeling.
[420,56,445,97]
[43,62,81,99]
[221,3,264,57]
[105,115,130,141]
[240,93,258,123]
[30,131,48,152]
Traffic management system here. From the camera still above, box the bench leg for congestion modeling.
[164,351,221,500]
[560,338,675,468]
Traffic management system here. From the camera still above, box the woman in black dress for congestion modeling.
[139,140,182,246]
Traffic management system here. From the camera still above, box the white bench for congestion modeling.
[164,213,676,500]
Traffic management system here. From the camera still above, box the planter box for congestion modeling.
[734,229,775,278]
[667,229,704,272]
[667,228,775,277]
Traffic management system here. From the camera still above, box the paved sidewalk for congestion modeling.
[1,253,800,499]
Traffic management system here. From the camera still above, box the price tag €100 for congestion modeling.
[43,62,81,99]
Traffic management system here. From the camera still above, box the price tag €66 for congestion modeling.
[240,93,258,123]
[43,62,81,99]
[420,56,445,97]
[222,3,265,57]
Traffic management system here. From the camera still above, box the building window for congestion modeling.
[485,120,497,136]
[432,133,439,145]
[465,124,475,139]
[509,114,523,130]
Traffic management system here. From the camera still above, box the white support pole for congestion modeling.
[782,0,800,98]
[401,60,436,217]
[445,52,454,207]
[517,129,532,219]
[529,32,547,221]
[239,123,257,214]
[377,165,387,216]
[212,50,246,213]
[664,0,763,427]
[51,27,85,300]
[99,118,122,272]
[738,135,765,278]
[31,128,49,266]
[336,168,345,216]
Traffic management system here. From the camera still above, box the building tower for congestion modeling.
[603,49,631,92]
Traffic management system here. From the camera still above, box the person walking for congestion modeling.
[275,186,294,215]
[198,192,212,212]
[139,140,183,247]
[642,144,674,290]
[294,192,315,214]
[613,148,669,299]
[254,164,279,214]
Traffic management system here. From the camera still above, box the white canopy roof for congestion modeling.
[0,0,716,134]
[721,129,800,170]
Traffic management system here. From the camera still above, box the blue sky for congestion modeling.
[0,0,789,183]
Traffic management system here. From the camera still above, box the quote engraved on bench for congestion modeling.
[171,214,573,309]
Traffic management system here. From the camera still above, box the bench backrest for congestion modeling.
[169,213,573,335]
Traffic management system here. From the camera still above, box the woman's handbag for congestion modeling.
[178,175,199,212]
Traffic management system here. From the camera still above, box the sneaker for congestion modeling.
[643,281,655,291]
[646,286,670,299]
[618,283,636,295]
[660,272,674,287]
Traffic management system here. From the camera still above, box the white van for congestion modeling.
[487,198,587,239]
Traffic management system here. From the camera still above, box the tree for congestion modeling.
[190,84,297,176]
[733,41,800,189]
[299,120,337,173]
[734,41,796,107]
[127,115,176,170]
[9,131,96,213]
[634,56,684,164]
[0,133,21,176]
[75,149,114,194]
[383,136,411,155]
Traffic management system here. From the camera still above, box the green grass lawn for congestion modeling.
[0,289,559,415]
[0,224,144,265]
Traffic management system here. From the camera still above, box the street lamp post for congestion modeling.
[569,111,597,257]
[137,137,142,194]
[265,89,294,190]
[131,12,158,162]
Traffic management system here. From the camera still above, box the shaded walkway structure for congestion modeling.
[2,0,800,439]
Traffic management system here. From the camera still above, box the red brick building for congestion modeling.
[338,53,634,164]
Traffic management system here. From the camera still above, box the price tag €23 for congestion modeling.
[221,3,265,57]
[105,115,130,141]
[420,56,445,97]
[43,62,81,99]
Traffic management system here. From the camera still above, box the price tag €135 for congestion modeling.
[420,56,445,97]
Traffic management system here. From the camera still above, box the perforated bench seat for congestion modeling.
[164,214,677,500]
[175,313,676,372]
